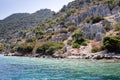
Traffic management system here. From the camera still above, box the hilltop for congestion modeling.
[0,9,54,38]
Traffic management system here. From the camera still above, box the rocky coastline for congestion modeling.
[3,50,120,61]
[1,1,120,62]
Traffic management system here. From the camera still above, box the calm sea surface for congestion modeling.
[0,54,120,80]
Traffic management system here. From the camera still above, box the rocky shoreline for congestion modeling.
[1,1,120,62]
[3,50,120,61]
[3,42,120,60]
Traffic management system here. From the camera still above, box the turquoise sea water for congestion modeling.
[0,54,120,80]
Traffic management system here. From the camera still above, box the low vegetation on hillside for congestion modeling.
[1,0,120,56]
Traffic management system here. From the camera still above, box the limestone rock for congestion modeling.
[45,28,54,34]
[95,32,104,41]
[52,33,70,42]
[114,13,120,22]
[82,23,106,41]
[112,6,120,14]
[26,32,35,39]
[88,5,111,17]
[54,25,65,32]
[66,5,111,26]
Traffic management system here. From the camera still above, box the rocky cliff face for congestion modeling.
[112,6,120,14]
[65,4,120,41]
[67,5,111,27]
[82,23,106,41]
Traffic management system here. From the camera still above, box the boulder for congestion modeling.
[12,52,23,56]
[92,54,104,59]
[53,51,66,58]
[33,54,40,57]
[114,13,120,22]
[112,6,120,14]
[45,28,53,34]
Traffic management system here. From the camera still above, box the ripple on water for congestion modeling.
[0,54,120,80]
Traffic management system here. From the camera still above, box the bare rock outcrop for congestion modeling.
[112,6,120,14]
[82,23,106,41]
[66,5,111,26]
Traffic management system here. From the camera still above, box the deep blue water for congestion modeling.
[0,54,120,80]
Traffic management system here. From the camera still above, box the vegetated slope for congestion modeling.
[1,0,120,56]
[41,0,93,29]
[43,0,120,29]
[0,9,54,38]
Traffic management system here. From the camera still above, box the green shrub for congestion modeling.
[36,42,64,55]
[103,36,120,53]
[10,46,18,53]
[91,47,101,53]
[0,44,10,52]
[46,46,57,55]
[116,32,120,38]
[114,23,120,31]
[71,39,83,48]
[72,43,80,48]
[104,25,111,31]
[0,45,6,52]
[105,0,118,10]
[72,30,88,48]
[26,38,36,43]
[118,1,120,6]
[74,38,85,45]
[68,25,77,32]
[17,43,34,53]
[67,40,72,45]
[85,16,105,24]
[81,42,87,46]
[10,48,16,53]
[72,30,83,41]
[33,26,44,39]
[36,42,49,55]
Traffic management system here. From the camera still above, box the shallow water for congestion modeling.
[0,54,120,80]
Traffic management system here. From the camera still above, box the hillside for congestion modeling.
[0,0,120,59]
[0,9,54,38]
